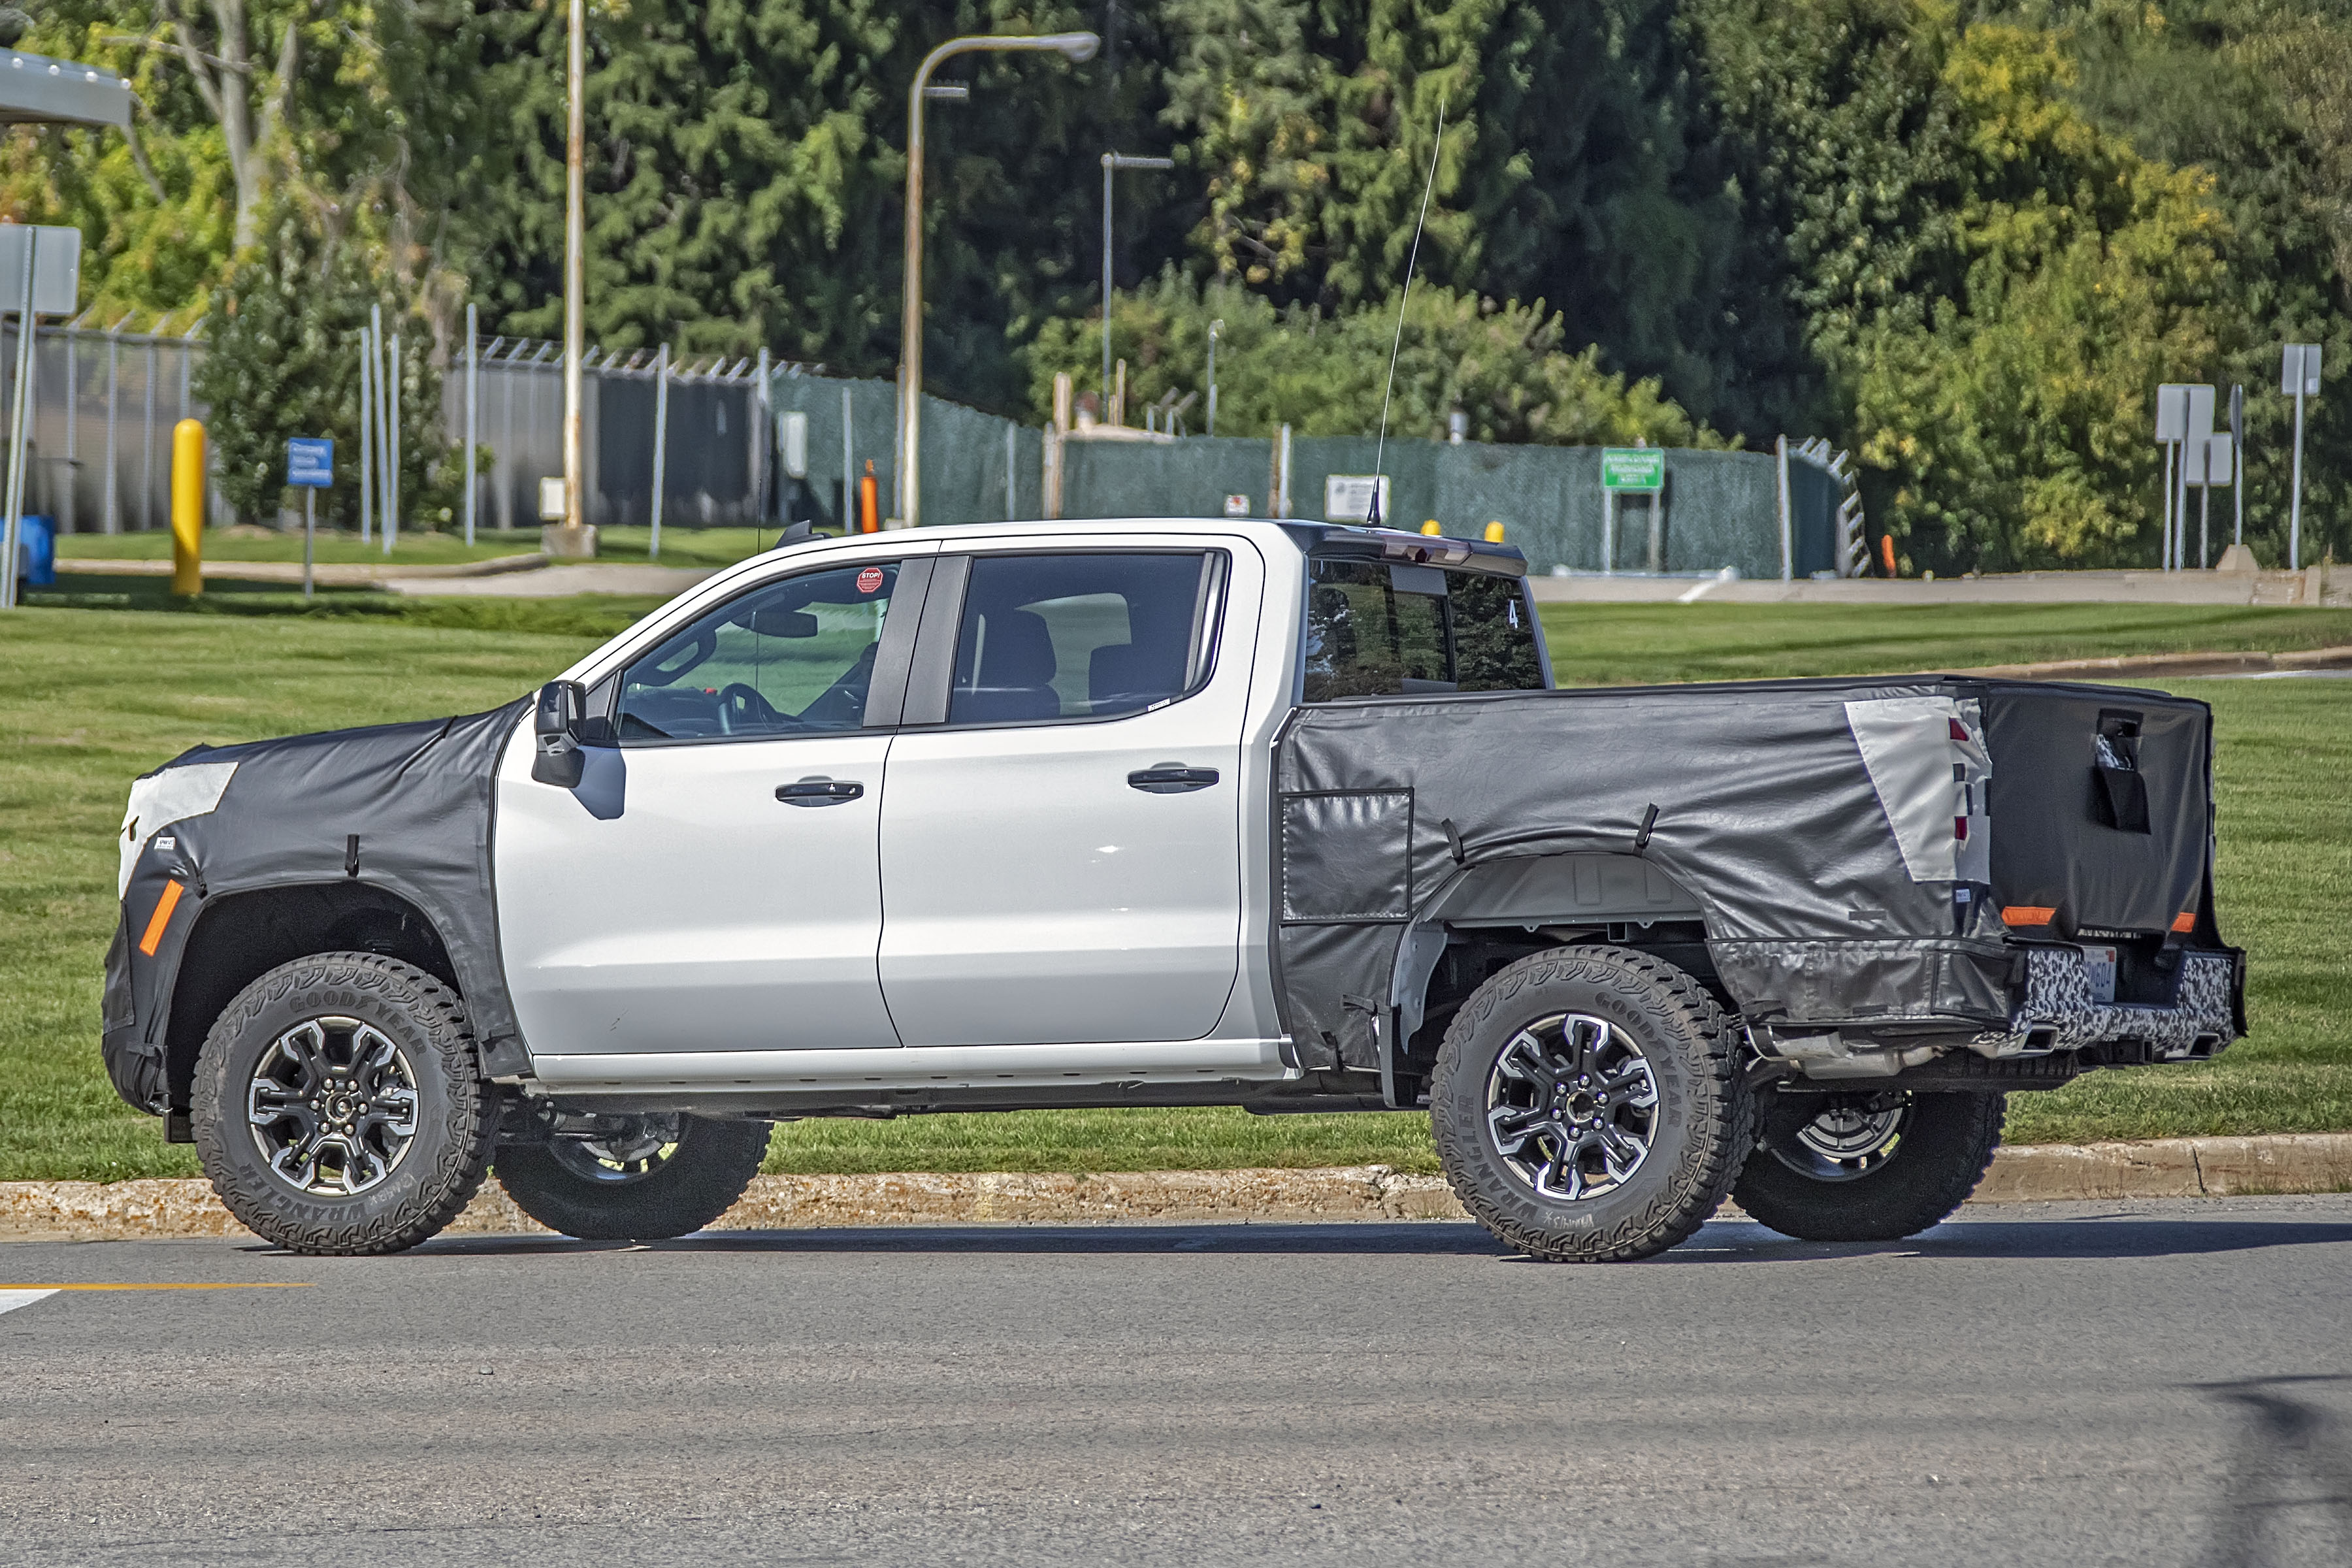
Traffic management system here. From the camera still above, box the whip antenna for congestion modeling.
[1371,91,1446,525]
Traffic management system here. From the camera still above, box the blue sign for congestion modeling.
[286,437,334,488]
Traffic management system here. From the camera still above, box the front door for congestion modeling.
[496,555,919,1055]
[877,546,1257,1047]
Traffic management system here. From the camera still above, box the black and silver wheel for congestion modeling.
[495,1113,768,1241]
[1733,1090,2004,1242]
[1431,945,1751,1262]
[193,953,494,1256]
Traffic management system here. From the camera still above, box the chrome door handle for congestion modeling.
[776,778,864,806]
[1127,765,1218,794]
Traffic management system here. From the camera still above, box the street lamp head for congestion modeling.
[1043,31,1101,62]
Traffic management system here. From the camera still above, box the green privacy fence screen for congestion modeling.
[765,367,1840,577]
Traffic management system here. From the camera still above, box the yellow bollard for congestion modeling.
[1484,520,1506,544]
[1420,519,1443,536]
[170,419,205,596]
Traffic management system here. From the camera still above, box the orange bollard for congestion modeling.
[858,458,880,534]
[171,419,205,596]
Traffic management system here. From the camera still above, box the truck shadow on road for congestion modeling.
[410,1213,2352,1261]
[2191,1373,2352,1568]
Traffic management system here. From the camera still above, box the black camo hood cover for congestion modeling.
[104,701,529,1114]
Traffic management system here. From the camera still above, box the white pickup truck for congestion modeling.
[106,517,2241,1259]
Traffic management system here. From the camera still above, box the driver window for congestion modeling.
[617,561,900,742]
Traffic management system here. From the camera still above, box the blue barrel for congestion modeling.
[14,515,55,586]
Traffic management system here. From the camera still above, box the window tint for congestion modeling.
[618,561,900,741]
[948,552,1215,725]
[1301,558,1543,702]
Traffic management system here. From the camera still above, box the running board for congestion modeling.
[525,1038,1297,1096]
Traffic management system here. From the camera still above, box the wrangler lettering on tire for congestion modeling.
[1430,945,1752,1263]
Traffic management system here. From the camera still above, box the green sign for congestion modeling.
[1601,448,1665,491]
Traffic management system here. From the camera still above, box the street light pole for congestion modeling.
[1100,151,1174,416]
[896,31,1100,531]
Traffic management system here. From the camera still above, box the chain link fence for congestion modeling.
[7,321,1838,576]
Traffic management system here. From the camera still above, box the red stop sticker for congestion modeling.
[855,566,885,595]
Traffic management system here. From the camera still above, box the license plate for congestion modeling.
[2080,945,2117,1005]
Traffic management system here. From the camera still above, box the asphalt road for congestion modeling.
[5,1196,2351,1567]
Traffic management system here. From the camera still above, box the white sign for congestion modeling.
[1222,493,1250,518]
[0,225,80,316]
[2283,343,2323,397]
[1324,474,1390,524]
[779,410,808,479]
[2198,434,2234,487]
[537,476,568,521]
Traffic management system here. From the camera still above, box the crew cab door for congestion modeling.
[495,549,930,1055]
[876,542,1259,1047]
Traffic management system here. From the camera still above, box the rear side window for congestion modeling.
[948,551,1223,725]
[1301,559,1543,701]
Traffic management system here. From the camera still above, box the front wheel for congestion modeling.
[495,1114,768,1240]
[1431,945,1752,1263]
[193,953,495,1256]
[1733,1090,2004,1242]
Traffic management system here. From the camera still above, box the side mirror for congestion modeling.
[532,679,587,787]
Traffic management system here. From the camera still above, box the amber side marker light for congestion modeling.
[2172,912,2197,934]
[137,880,185,956]
[2001,906,2056,928]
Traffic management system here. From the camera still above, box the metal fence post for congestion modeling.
[357,329,374,544]
[1005,422,1018,519]
[140,338,156,531]
[649,343,669,559]
[1774,434,1793,581]
[463,303,478,546]
[385,330,400,550]
[101,321,120,533]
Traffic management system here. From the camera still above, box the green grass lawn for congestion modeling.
[1,596,2345,1183]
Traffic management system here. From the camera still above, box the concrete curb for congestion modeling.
[1950,645,2352,681]
[54,553,549,586]
[5,1134,2349,1241]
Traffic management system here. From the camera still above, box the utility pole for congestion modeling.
[557,0,592,557]
[1100,151,1173,416]
[896,31,1100,531]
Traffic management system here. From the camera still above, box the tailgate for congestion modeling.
[1979,683,2212,939]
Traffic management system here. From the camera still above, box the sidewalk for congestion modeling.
[6,1134,2347,1240]
[1532,563,2345,607]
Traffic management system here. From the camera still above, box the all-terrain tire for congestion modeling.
[193,952,495,1256]
[494,1117,769,1241]
[1431,945,1752,1263]
[1734,1090,2004,1243]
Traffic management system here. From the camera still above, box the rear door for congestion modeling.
[876,542,1260,1047]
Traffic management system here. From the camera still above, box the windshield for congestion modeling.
[1301,558,1544,702]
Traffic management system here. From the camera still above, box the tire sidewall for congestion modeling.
[493,1115,770,1241]
[1433,948,1733,1257]
[194,955,486,1254]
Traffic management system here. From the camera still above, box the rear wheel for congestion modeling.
[1431,945,1751,1262]
[495,1114,768,1240]
[1733,1090,2003,1242]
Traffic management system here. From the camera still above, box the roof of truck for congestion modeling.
[800,515,1529,576]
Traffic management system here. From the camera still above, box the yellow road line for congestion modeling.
[0,1282,312,1291]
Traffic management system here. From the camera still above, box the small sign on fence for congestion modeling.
[1222,493,1250,518]
[1601,448,1665,492]
[1324,474,1390,524]
[286,437,333,488]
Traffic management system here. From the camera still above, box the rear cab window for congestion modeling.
[1301,553,1546,701]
